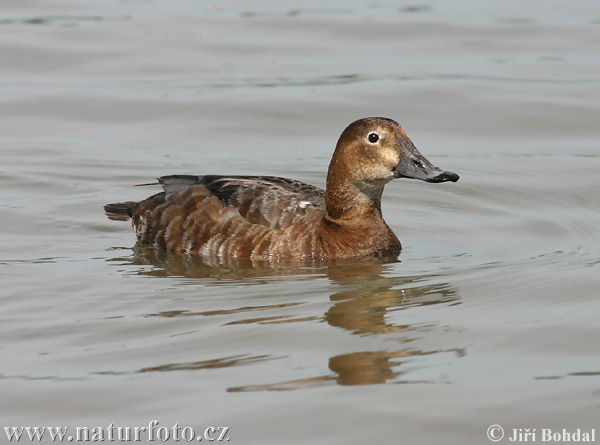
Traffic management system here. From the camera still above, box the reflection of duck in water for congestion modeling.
[105,117,458,260]
[110,246,461,388]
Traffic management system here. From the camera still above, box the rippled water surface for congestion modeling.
[2,0,600,443]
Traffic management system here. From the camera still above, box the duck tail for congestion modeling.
[104,201,138,221]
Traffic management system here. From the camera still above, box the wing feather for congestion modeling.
[158,175,325,230]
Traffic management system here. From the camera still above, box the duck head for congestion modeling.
[329,117,459,186]
[325,117,459,219]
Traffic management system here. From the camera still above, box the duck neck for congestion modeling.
[322,157,400,257]
[323,174,400,257]
[325,168,388,225]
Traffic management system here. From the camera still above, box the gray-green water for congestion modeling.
[2,1,600,443]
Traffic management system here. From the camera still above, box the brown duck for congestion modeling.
[105,117,459,260]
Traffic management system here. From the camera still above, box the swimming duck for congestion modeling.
[105,117,459,260]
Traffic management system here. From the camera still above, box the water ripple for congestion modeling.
[1,72,598,91]
[0,15,131,27]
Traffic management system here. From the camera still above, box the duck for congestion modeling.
[104,117,459,260]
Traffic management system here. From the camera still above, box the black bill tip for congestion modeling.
[426,171,460,183]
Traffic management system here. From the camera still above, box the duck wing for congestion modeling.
[158,175,325,230]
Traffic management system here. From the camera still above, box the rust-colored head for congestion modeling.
[325,117,459,219]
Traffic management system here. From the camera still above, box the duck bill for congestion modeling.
[392,142,459,183]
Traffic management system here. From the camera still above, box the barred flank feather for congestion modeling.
[104,201,138,221]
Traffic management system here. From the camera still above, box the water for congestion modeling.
[2,0,600,443]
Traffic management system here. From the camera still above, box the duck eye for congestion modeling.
[368,133,379,143]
